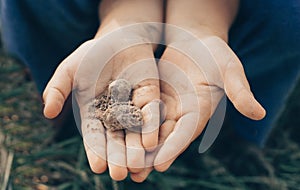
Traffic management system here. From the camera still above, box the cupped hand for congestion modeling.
[42,26,161,181]
[154,35,266,171]
[130,33,266,182]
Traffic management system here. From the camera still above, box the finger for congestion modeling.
[82,117,107,174]
[130,167,153,183]
[130,147,158,182]
[154,112,200,172]
[43,64,73,119]
[158,120,177,143]
[155,115,212,172]
[140,100,160,151]
[106,130,128,181]
[199,37,266,120]
[151,119,176,172]
[132,79,160,151]
[125,130,145,173]
[133,82,160,108]
[43,41,93,119]
[153,117,202,172]
[130,119,175,182]
[154,94,214,172]
[113,45,160,151]
[223,55,266,120]
[124,57,160,110]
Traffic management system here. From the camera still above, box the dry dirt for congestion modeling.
[89,79,143,131]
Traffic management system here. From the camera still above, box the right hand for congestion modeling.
[131,31,266,183]
[43,0,163,181]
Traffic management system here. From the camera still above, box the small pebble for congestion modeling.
[108,79,132,102]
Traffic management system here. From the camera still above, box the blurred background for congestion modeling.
[0,39,300,190]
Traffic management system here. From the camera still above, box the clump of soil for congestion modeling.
[89,79,143,131]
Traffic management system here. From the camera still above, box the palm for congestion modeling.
[154,36,266,171]
[43,32,161,180]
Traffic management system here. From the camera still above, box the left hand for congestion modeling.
[130,32,266,182]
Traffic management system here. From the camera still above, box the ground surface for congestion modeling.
[0,50,300,190]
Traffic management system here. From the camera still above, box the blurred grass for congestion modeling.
[0,49,300,190]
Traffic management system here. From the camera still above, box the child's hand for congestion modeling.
[154,35,266,172]
[43,0,163,181]
[130,34,266,182]
[43,31,160,180]
[131,0,265,181]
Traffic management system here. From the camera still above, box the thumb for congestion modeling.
[223,54,266,120]
[43,41,93,119]
[43,63,74,119]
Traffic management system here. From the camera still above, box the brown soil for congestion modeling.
[89,79,143,131]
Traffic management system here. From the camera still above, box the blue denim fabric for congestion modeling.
[1,0,100,91]
[228,0,300,146]
[1,0,299,145]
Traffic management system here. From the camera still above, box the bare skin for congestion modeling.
[131,0,266,182]
[43,0,163,181]
[43,0,266,183]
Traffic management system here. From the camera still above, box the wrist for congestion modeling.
[96,0,163,40]
[165,23,229,45]
[165,0,239,44]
